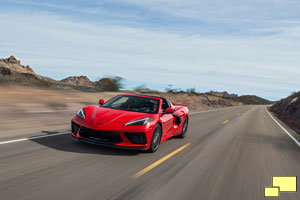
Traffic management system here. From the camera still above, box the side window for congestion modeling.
[161,99,170,110]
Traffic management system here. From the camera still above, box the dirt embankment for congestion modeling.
[270,92,300,132]
[0,86,242,140]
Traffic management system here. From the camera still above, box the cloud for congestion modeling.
[106,0,299,23]
[117,0,300,17]
[0,2,300,100]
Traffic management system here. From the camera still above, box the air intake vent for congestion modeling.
[79,126,122,143]
[71,121,80,133]
[124,132,147,144]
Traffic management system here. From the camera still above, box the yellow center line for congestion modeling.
[133,143,191,179]
[223,120,230,124]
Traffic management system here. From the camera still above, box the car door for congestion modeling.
[160,99,175,137]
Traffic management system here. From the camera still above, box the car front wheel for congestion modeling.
[148,124,162,153]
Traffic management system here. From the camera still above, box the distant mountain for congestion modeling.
[0,56,121,91]
[270,92,300,131]
[205,91,271,105]
[233,95,271,105]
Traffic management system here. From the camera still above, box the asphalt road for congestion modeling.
[1,105,300,200]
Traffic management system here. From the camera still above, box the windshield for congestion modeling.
[102,95,160,114]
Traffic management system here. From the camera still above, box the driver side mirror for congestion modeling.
[164,108,174,114]
[99,99,105,106]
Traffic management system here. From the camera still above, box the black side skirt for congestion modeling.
[173,114,182,126]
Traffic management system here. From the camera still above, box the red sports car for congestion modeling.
[71,94,189,152]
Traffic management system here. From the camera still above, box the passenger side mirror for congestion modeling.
[99,99,105,106]
[164,108,174,114]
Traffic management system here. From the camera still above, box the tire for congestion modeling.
[178,117,188,138]
[148,124,162,153]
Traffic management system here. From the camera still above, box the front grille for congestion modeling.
[72,121,80,133]
[124,132,147,144]
[79,126,122,143]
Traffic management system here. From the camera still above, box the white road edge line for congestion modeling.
[0,106,243,145]
[0,131,70,145]
[265,107,300,148]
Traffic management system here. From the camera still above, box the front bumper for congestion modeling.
[71,121,151,150]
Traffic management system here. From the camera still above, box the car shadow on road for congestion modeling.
[31,130,145,156]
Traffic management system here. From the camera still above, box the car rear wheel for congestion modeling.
[148,124,162,153]
[178,117,188,138]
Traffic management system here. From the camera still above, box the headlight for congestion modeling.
[77,108,86,120]
[124,117,154,126]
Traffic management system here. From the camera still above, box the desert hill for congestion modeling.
[60,76,93,86]
[0,56,120,91]
[0,56,271,106]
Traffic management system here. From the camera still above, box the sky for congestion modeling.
[1,0,300,100]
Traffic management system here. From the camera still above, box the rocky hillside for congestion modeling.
[60,76,93,86]
[0,56,57,87]
[270,92,300,131]
[0,56,120,91]
[205,91,238,98]
[0,56,35,73]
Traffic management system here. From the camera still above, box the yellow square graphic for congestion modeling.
[265,187,279,197]
[273,176,297,192]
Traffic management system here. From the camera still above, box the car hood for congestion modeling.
[84,106,154,126]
